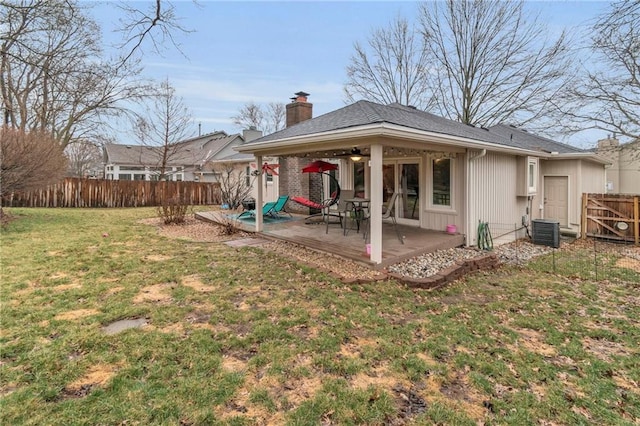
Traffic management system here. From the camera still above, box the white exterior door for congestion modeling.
[544,176,569,227]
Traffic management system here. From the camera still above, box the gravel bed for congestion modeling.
[388,248,480,278]
[492,240,553,265]
[388,240,553,279]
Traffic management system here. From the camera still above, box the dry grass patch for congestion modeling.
[144,254,173,262]
[64,363,121,397]
[181,274,217,292]
[613,374,639,394]
[351,363,405,391]
[132,283,174,304]
[510,327,557,357]
[615,256,640,272]
[103,286,125,296]
[221,356,248,373]
[54,309,100,321]
[582,337,633,362]
[52,281,82,291]
[49,272,68,280]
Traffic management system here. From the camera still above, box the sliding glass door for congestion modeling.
[383,160,420,225]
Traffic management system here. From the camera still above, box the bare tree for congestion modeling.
[64,139,103,178]
[344,2,575,129]
[418,0,574,128]
[134,78,194,180]
[0,0,149,148]
[563,1,639,141]
[114,0,195,66]
[210,161,256,209]
[232,102,285,135]
[0,126,67,210]
[344,16,431,108]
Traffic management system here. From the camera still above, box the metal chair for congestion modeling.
[363,192,404,244]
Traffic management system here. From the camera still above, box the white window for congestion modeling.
[431,158,452,207]
[528,159,538,193]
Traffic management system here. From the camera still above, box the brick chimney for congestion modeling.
[286,91,312,127]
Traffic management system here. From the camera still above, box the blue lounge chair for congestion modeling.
[237,201,277,219]
[270,195,291,218]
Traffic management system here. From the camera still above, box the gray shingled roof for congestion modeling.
[245,101,501,145]
[243,100,588,154]
[105,132,243,166]
[487,124,584,154]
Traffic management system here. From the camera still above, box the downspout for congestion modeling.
[466,149,486,247]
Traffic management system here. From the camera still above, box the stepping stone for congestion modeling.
[102,318,148,335]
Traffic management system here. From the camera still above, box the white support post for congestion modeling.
[369,144,383,263]
[255,155,264,232]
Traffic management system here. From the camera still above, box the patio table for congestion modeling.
[344,198,370,234]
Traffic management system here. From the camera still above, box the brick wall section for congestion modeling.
[286,101,312,128]
[309,171,324,206]
[280,157,311,214]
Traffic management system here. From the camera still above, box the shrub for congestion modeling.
[157,194,192,224]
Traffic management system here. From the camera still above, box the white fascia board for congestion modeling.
[543,152,611,165]
[236,122,543,157]
[209,158,252,164]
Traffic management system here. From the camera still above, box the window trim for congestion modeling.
[527,158,538,193]
[427,157,456,212]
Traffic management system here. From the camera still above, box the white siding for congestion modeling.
[420,154,465,234]
[467,152,528,246]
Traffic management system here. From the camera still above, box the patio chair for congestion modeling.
[292,188,341,233]
[333,189,354,235]
[237,201,277,219]
[363,192,404,244]
[270,195,292,218]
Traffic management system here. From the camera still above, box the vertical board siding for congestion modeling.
[3,178,222,208]
[469,153,527,246]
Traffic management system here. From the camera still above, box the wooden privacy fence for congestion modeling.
[581,193,639,244]
[2,178,222,208]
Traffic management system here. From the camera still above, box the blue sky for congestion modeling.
[90,1,610,147]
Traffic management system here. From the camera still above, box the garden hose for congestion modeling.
[478,221,493,251]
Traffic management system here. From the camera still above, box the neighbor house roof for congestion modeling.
[104,131,244,166]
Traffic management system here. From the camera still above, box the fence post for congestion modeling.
[593,238,598,281]
[581,193,588,240]
[635,196,639,245]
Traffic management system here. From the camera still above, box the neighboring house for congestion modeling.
[596,136,640,194]
[236,93,608,264]
[103,129,280,202]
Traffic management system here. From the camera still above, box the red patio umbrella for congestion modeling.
[292,160,341,230]
[302,160,338,173]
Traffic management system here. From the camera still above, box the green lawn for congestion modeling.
[1,208,639,425]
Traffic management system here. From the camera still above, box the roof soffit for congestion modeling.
[236,122,542,157]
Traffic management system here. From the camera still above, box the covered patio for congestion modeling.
[196,211,464,269]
